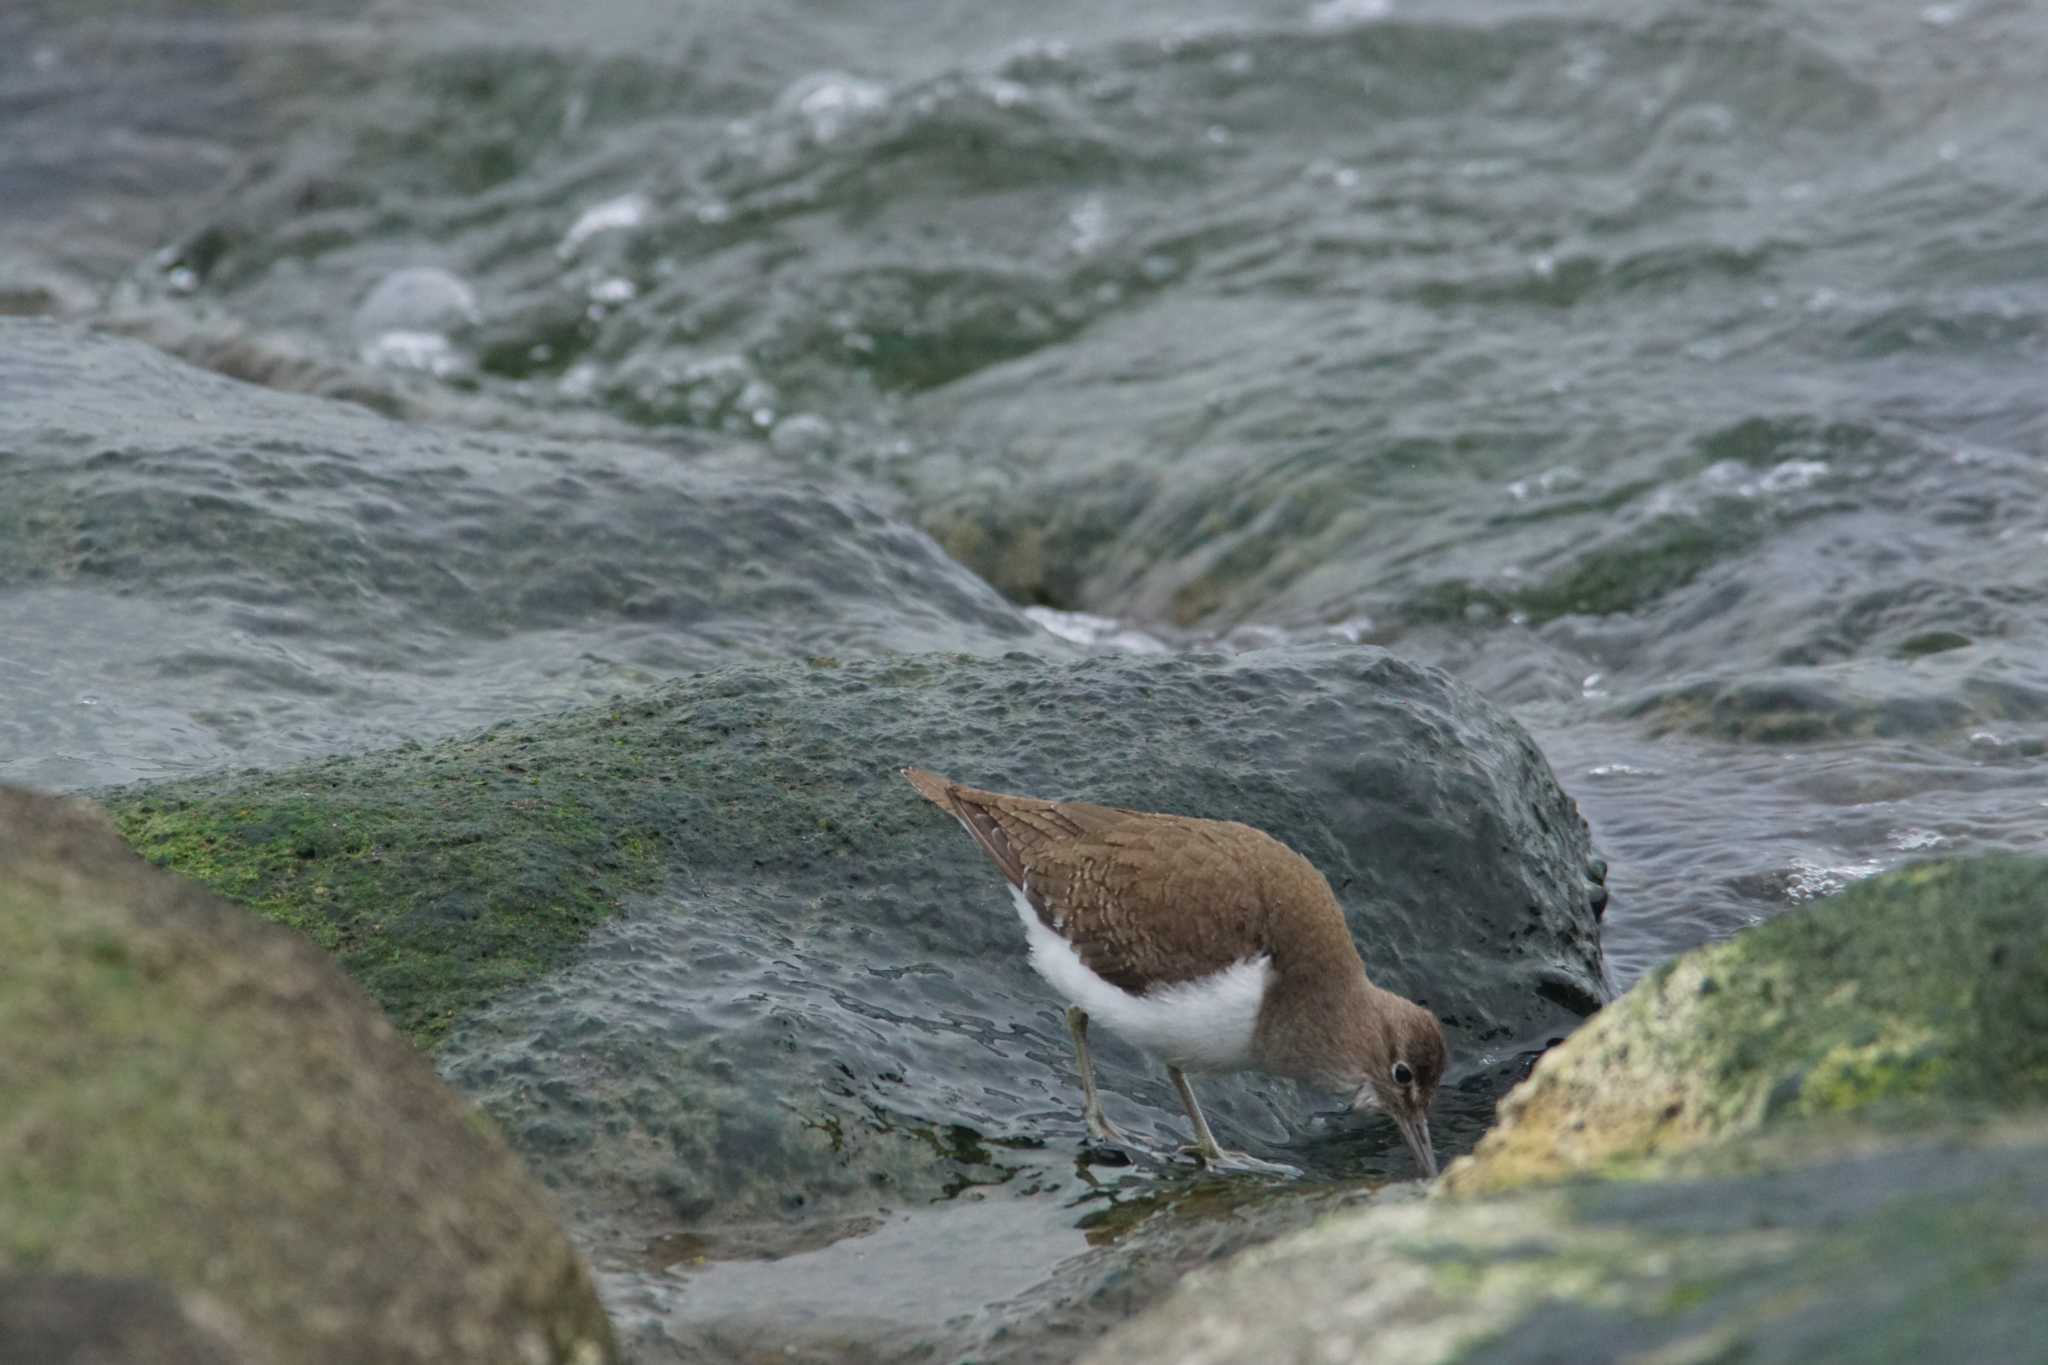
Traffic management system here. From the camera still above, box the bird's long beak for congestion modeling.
[1394,1110,1437,1179]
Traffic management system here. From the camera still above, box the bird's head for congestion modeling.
[1350,993,1446,1178]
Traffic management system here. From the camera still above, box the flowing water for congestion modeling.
[6,0,2047,1354]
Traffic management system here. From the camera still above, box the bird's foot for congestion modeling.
[1084,1106,1131,1147]
[1176,1143,1300,1178]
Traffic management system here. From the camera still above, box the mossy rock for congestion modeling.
[101,645,1606,1238]
[1444,856,2048,1196]
[105,763,667,1050]
[1085,856,2048,1365]
[0,1274,261,1365]
[1081,1115,2048,1365]
[0,787,616,1365]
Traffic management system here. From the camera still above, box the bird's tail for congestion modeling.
[901,767,955,807]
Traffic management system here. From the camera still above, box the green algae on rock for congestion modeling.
[1078,857,2048,1365]
[106,759,666,1049]
[106,645,1605,1262]
[0,786,615,1365]
[1444,856,2048,1197]
[1079,1117,2048,1365]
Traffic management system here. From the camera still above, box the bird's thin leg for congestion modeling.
[1066,1007,1127,1144]
[1168,1065,1230,1163]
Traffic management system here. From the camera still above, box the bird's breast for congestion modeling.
[1008,885,1271,1072]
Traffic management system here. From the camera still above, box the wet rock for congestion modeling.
[101,645,1604,1253]
[954,1177,1412,1365]
[0,250,98,319]
[0,320,1047,789]
[1616,656,2048,745]
[1080,1118,2048,1365]
[1445,855,2048,1196]
[0,786,616,1365]
[0,1274,261,1365]
[1085,855,2048,1365]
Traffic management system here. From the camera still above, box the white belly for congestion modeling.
[1010,886,1271,1073]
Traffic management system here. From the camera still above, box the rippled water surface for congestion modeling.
[6,0,2047,1354]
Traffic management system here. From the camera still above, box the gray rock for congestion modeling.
[104,645,1604,1279]
[0,320,1048,789]
[0,786,616,1365]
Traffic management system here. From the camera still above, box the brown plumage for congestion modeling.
[903,767,1446,1176]
[904,766,1354,993]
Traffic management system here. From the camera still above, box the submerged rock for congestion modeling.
[0,787,615,1365]
[1085,856,2048,1364]
[102,645,1605,1255]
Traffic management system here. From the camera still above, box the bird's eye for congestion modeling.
[1392,1062,1414,1086]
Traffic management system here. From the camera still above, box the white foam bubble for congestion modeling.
[559,193,650,257]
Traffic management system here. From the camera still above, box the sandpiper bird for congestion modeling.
[903,768,1445,1176]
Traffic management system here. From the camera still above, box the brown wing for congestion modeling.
[902,768,1349,992]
